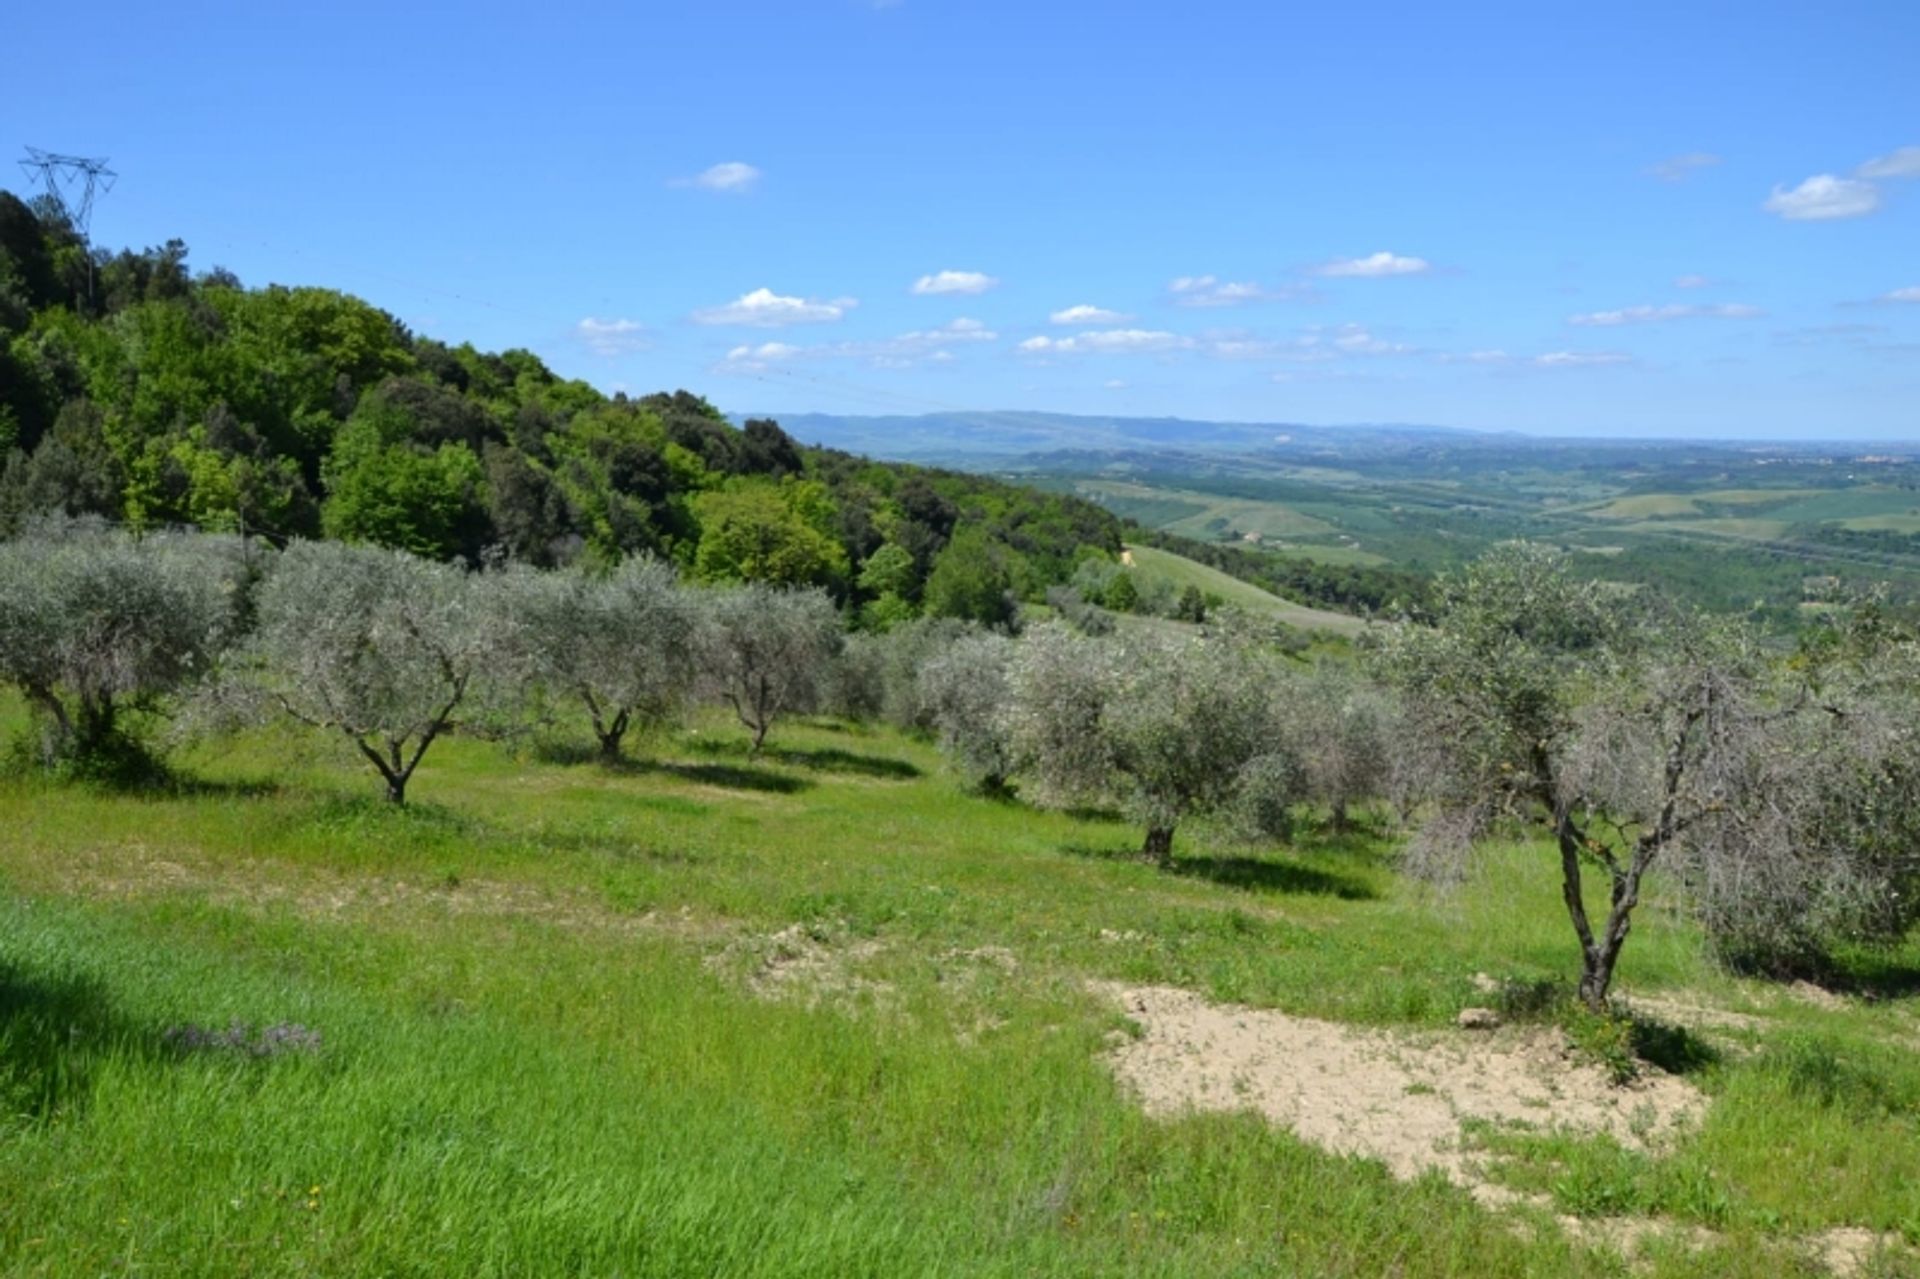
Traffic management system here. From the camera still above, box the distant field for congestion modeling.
[1076,480,1390,565]
[1840,512,1920,533]
[1583,490,1815,520]
[1047,455,1920,619]
[1584,487,1920,531]
[1080,480,1337,538]
[1623,517,1792,541]
[1587,493,1712,519]
[1124,545,1368,636]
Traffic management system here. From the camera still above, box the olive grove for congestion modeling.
[5,514,1920,1002]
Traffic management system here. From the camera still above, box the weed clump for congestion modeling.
[163,1020,323,1059]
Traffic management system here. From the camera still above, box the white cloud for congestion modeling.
[1103,379,1128,389]
[718,319,995,371]
[1314,251,1432,279]
[1763,174,1881,221]
[870,317,997,359]
[911,269,998,296]
[1205,324,1415,363]
[1569,302,1763,326]
[1049,304,1133,325]
[692,287,854,327]
[1857,146,1920,180]
[1646,152,1722,182]
[724,341,803,365]
[1206,336,1312,361]
[1674,274,1712,289]
[1329,324,1413,355]
[1440,347,1633,368]
[1166,275,1312,307]
[1534,351,1633,368]
[669,162,761,193]
[575,317,649,355]
[1019,329,1194,356]
[1884,286,1920,303]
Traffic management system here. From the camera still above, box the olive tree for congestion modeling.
[229,540,503,804]
[918,631,1016,794]
[1373,543,1777,1009]
[818,632,888,722]
[1004,623,1277,866]
[501,557,695,760]
[1666,618,1920,974]
[0,519,248,770]
[1287,663,1398,832]
[696,583,841,755]
[872,617,980,731]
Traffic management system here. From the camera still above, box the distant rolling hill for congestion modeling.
[751,410,1493,467]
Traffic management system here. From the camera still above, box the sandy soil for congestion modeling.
[1095,982,1705,1190]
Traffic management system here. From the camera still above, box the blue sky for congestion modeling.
[8,1,1919,439]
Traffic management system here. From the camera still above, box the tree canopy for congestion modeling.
[0,190,1124,624]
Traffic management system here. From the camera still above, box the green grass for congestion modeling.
[1123,545,1369,636]
[4,699,1920,1275]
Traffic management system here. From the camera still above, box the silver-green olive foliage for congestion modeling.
[1288,662,1400,833]
[500,557,695,759]
[235,539,504,803]
[918,631,1016,795]
[1657,612,1920,974]
[1371,542,1803,1008]
[872,617,980,732]
[696,583,841,755]
[0,518,249,764]
[1004,623,1278,864]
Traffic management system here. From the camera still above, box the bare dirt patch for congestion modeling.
[1619,990,1769,1036]
[1095,983,1705,1190]
[1813,1227,1908,1278]
[707,921,890,1005]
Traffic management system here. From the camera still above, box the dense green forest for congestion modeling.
[0,191,1123,627]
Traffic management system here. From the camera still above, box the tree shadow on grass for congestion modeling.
[1170,853,1378,900]
[3,740,283,804]
[687,736,920,781]
[144,773,284,802]
[1626,1014,1722,1077]
[0,962,158,1121]
[1,959,333,1124]
[766,747,920,780]
[1805,953,1920,1002]
[524,739,815,794]
[1060,844,1377,900]
[642,760,814,795]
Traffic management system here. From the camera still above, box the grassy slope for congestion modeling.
[1123,544,1370,636]
[2,700,1919,1276]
